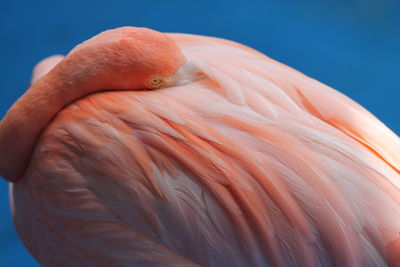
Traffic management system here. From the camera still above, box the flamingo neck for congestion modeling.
[0,64,89,182]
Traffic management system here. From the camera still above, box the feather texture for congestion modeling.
[11,32,400,266]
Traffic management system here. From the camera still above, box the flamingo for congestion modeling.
[1,26,399,266]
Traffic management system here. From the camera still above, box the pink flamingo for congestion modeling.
[1,27,399,266]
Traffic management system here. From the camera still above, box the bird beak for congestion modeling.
[166,60,205,87]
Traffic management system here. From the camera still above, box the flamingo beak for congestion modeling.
[166,60,205,87]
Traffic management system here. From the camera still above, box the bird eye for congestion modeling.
[149,78,163,88]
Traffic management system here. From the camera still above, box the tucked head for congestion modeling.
[64,26,200,91]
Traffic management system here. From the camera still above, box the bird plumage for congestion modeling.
[6,29,400,266]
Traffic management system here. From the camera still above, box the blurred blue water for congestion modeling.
[0,0,399,266]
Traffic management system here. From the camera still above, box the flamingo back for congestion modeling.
[11,33,400,266]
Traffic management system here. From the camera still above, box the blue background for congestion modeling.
[0,0,399,266]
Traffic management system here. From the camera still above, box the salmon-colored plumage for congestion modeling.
[1,27,400,266]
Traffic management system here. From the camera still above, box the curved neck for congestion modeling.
[0,63,87,182]
[0,27,188,182]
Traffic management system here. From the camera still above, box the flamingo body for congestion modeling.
[3,28,400,266]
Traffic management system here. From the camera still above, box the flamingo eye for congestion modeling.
[149,78,164,88]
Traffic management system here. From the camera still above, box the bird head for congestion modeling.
[57,26,202,93]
